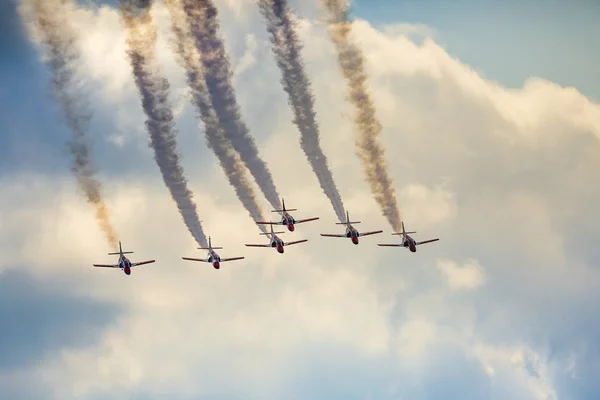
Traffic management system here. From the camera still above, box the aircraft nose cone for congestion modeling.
[352,237,359,245]
[409,245,416,252]
[277,246,284,253]
[124,267,131,275]
[288,224,295,231]
[213,262,220,269]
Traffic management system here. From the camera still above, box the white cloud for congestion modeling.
[437,259,485,290]
[7,0,600,398]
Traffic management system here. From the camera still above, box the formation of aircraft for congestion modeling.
[378,222,439,252]
[245,224,308,254]
[92,200,439,274]
[256,198,319,232]
[181,236,244,269]
[320,211,383,244]
[93,241,155,275]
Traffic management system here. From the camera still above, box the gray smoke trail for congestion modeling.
[320,0,402,231]
[19,0,118,248]
[164,0,267,232]
[258,0,346,223]
[120,0,208,247]
[180,0,282,211]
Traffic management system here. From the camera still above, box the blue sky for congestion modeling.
[351,0,600,101]
[2,0,600,398]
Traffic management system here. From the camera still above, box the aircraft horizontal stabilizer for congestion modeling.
[335,221,360,225]
[109,251,133,255]
[272,208,297,212]
[198,247,223,250]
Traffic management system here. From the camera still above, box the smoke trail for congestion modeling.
[320,0,402,231]
[180,0,282,211]
[258,0,346,223]
[164,0,267,232]
[119,0,208,247]
[19,0,118,247]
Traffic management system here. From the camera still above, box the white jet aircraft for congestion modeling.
[378,221,439,252]
[320,210,383,245]
[182,236,244,269]
[93,241,155,275]
[245,224,308,254]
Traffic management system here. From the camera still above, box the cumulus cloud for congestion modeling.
[437,259,485,290]
[4,1,600,399]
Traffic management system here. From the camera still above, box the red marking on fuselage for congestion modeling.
[124,266,131,275]
[213,261,220,269]
[352,236,359,245]
[277,245,284,253]
[288,223,295,231]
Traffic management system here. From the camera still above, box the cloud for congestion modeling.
[436,259,485,290]
[5,1,600,398]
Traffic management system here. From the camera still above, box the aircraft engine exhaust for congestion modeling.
[180,0,283,212]
[18,0,118,248]
[320,0,402,232]
[258,0,346,223]
[119,0,208,247]
[164,0,268,233]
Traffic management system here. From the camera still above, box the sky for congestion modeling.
[1,0,600,399]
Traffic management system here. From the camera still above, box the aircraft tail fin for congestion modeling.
[109,241,133,255]
[335,210,360,224]
[392,222,415,235]
[272,199,297,212]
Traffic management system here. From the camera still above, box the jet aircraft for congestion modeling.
[378,221,439,252]
[245,224,308,253]
[182,236,244,269]
[256,198,319,232]
[320,211,383,244]
[93,241,155,275]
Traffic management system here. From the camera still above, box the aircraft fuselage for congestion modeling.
[281,213,296,231]
[207,251,221,269]
[119,256,132,275]
[346,226,359,245]
[404,236,417,252]
[271,236,285,253]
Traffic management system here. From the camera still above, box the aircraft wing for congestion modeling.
[131,260,155,267]
[416,238,439,246]
[245,244,271,248]
[295,217,319,224]
[320,233,346,238]
[181,257,209,262]
[221,257,245,262]
[359,230,383,237]
[256,221,283,225]
[377,243,402,247]
[284,239,308,246]
[93,263,119,268]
